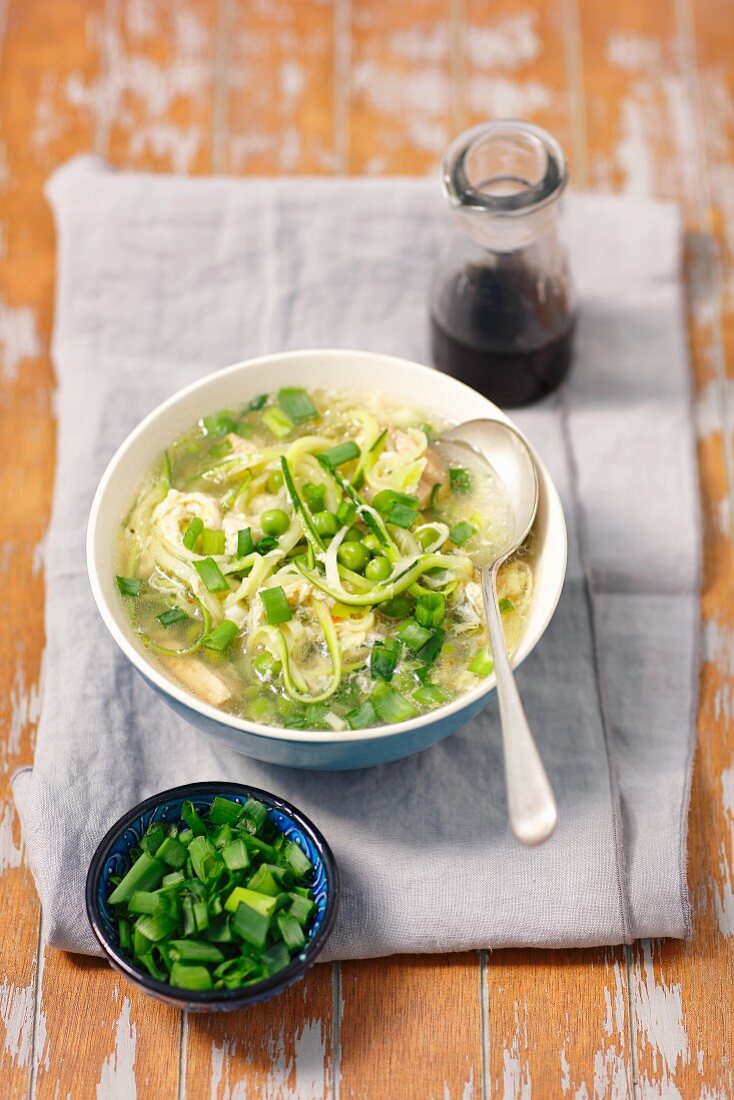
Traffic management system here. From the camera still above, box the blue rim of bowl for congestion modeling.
[85,782,339,1007]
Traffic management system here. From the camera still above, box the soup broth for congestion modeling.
[116,386,534,731]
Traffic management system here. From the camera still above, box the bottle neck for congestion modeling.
[451,201,561,253]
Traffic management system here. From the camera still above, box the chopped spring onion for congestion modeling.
[202,413,237,438]
[278,387,318,423]
[208,796,244,825]
[200,528,225,555]
[202,620,239,651]
[183,517,204,551]
[413,683,448,707]
[380,595,413,619]
[116,576,142,597]
[284,840,313,877]
[260,585,292,625]
[170,963,213,990]
[336,499,357,526]
[248,393,268,411]
[262,406,294,439]
[397,619,433,651]
[108,852,165,905]
[156,835,187,868]
[372,489,420,529]
[157,606,188,627]
[449,467,472,493]
[320,441,360,468]
[181,800,206,836]
[370,637,401,681]
[237,527,254,557]
[449,521,476,546]
[415,592,446,629]
[281,456,326,555]
[193,557,230,593]
[277,913,306,952]
[469,648,494,677]
[416,627,445,665]
[255,535,279,555]
[498,597,514,613]
[232,902,271,950]
[346,700,378,729]
[371,681,418,723]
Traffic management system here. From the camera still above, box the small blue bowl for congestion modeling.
[86,782,339,1012]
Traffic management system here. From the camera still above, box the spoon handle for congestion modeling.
[482,566,558,846]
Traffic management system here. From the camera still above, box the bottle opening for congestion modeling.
[444,120,567,215]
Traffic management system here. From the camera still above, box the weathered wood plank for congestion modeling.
[186,964,335,1099]
[102,0,220,174]
[348,0,452,174]
[224,0,337,174]
[339,954,482,1100]
[579,0,734,1095]
[0,1,104,1095]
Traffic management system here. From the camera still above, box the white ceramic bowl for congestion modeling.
[87,349,567,770]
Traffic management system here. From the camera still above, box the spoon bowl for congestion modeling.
[437,418,558,846]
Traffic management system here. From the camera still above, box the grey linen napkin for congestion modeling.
[13,155,699,958]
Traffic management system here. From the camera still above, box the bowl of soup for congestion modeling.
[87,349,567,769]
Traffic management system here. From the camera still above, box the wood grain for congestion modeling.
[579,0,734,1095]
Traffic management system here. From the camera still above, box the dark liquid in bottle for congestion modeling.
[431,258,575,407]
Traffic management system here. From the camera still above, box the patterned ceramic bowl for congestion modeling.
[86,782,339,1012]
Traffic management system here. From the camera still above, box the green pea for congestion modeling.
[261,508,290,536]
[266,469,284,493]
[417,528,437,550]
[342,526,363,543]
[337,541,370,574]
[313,511,339,538]
[362,533,383,554]
[365,555,391,582]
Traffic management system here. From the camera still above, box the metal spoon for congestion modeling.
[437,418,558,846]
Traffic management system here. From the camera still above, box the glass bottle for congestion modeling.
[430,120,575,407]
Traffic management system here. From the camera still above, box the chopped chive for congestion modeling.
[449,521,476,546]
[284,840,313,878]
[262,406,294,439]
[237,527,254,557]
[288,892,315,926]
[416,627,445,665]
[320,441,360,468]
[221,838,250,871]
[202,412,237,438]
[469,648,494,677]
[397,619,433,652]
[498,597,514,614]
[108,853,165,905]
[208,796,244,826]
[182,516,204,551]
[169,940,224,964]
[200,528,225,555]
[278,387,318,423]
[232,902,271,950]
[157,606,188,627]
[156,835,187,869]
[260,585,292,625]
[181,800,207,836]
[413,683,448,707]
[277,913,306,952]
[193,557,230,593]
[169,962,213,991]
[371,682,418,723]
[347,700,378,729]
[370,637,401,682]
[449,467,472,494]
[115,576,142,597]
[202,620,239,652]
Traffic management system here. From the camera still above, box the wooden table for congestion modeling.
[1,1,732,1096]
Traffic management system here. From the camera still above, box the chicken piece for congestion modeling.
[161,656,233,707]
[417,446,451,509]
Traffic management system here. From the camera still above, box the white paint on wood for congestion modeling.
[606,31,662,71]
[0,976,34,1069]
[6,659,43,763]
[467,76,550,119]
[712,763,734,935]
[0,300,41,383]
[631,941,690,1094]
[96,996,137,1100]
[465,12,540,70]
[501,998,531,1100]
[0,800,22,873]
